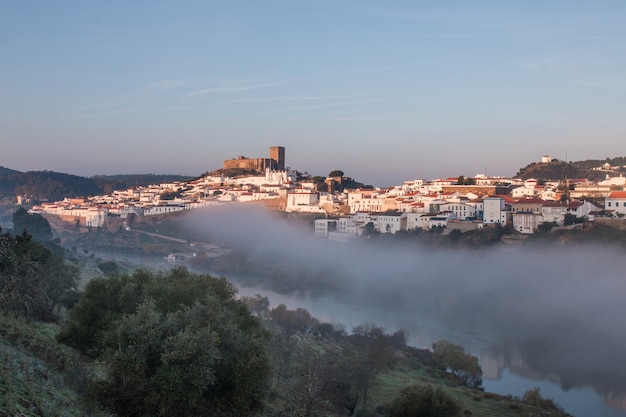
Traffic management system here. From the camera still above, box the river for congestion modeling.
[235,281,626,417]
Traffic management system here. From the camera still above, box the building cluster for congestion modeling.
[28,150,626,237]
[29,167,297,228]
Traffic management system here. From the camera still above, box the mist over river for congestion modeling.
[87,205,626,417]
[188,206,626,417]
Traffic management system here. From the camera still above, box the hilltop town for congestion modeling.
[25,146,626,240]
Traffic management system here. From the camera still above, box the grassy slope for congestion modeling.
[1,311,573,417]
[0,314,110,417]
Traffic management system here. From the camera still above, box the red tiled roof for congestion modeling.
[515,198,545,204]
[608,191,626,199]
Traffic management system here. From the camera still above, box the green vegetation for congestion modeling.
[432,340,483,388]
[0,170,193,204]
[388,384,460,417]
[516,156,626,181]
[0,227,77,321]
[456,175,476,185]
[57,266,271,417]
[0,212,587,417]
[12,207,52,241]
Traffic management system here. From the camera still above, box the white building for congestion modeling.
[440,202,477,220]
[605,191,626,216]
[369,212,407,234]
[512,212,542,234]
[541,202,569,225]
[286,190,320,212]
[598,175,626,187]
[483,197,508,225]
[347,190,384,213]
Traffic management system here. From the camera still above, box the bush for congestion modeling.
[58,266,271,417]
[388,384,460,417]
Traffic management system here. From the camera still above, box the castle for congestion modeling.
[223,146,285,172]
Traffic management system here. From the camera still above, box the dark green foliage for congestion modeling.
[329,170,345,178]
[456,175,476,185]
[521,387,566,413]
[241,294,270,318]
[159,189,182,200]
[269,304,319,331]
[388,384,460,417]
[97,260,120,276]
[0,227,77,321]
[58,266,271,417]
[0,169,193,202]
[347,323,400,405]
[0,165,22,176]
[1,170,107,201]
[563,213,585,225]
[13,207,53,241]
[516,156,626,181]
[432,340,482,388]
[537,221,558,233]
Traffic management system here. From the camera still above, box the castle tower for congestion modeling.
[269,146,285,170]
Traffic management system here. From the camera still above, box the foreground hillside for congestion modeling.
[1,305,573,417]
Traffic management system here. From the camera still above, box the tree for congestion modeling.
[328,170,344,178]
[388,384,460,417]
[456,175,476,185]
[59,267,271,417]
[432,340,482,387]
[241,294,270,318]
[0,227,77,321]
[362,222,378,237]
[12,207,52,241]
[348,323,398,405]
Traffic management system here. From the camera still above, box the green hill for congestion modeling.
[0,166,22,177]
[0,171,194,202]
[516,157,626,181]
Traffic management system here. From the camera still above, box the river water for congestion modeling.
[236,281,626,417]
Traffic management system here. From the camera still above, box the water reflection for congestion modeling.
[236,285,626,417]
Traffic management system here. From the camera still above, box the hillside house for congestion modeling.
[440,202,477,220]
[512,212,542,234]
[605,191,626,216]
[370,211,407,234]
[483,196,509,225]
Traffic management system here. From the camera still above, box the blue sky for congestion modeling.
[1,1,625,186]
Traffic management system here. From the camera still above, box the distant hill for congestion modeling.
[0,166,22,176]
[516,157,626,181]
[0,171,194,202]
[91,174,194,188]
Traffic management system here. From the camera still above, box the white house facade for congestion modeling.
[483,197,508,225]
[605,191,626,216]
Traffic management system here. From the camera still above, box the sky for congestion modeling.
[1,1,625,187]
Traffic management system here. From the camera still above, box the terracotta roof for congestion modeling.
[515,198,545,204]
[608,191,626,199]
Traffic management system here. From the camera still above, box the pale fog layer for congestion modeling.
[182,205,626,415]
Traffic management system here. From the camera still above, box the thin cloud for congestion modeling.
[182,82,279,98]
[323,114,404,122]
[224,94,363,104]
[252,99,378,116]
